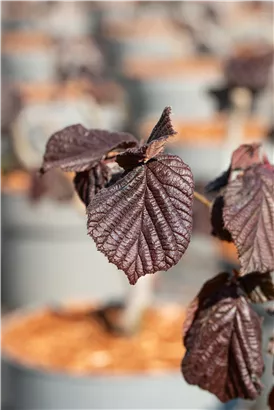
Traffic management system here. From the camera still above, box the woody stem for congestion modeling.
[194,191,212,208]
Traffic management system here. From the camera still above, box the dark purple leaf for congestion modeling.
[30,169,74,202]
[210,196,233,242]
[87,154,194,284]
[224,164,274,275]
[239,272,274,304]
[230,143,262,172]
[40,124,138,173]
[183,272,230,339]
[73,162,111,207]
[116,138,167,170]
[117,107,177,170]
[182,279,264,402]
[147,106,177,143]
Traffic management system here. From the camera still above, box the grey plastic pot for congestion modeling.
[122,72,223,126]
[1,308,221,410]
[1,192,127,309]
[104,36,194,70]
[1,36,57,83]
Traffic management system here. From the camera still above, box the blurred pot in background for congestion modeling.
[2,31,57,83]
[57,37,105,82]
[209,42,274,120]
[11,81,103,169]
[1,303,221,410]
[40,1,96,38]
[101,16,195,70]
[1,83,22,173]
[121,57,223,129]
[1,186,128,310]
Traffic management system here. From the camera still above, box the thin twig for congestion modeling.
[194,191,212,208]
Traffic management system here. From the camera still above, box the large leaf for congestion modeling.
[40,124,138,173]
[224,164,274,275]
[87,154,194,284]
[182,280,264,402]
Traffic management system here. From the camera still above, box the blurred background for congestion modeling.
[1,1,274,410]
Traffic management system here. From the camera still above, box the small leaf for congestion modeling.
[117,107,177,170]
[210,196,233,242]
[40,124,138,173]
[239,272,274,304]
[230,143,262,172]
[182,279,264,402]
[147,106,177,143]
[117,138,167,170]
[73,162,111,207]
[224,164,274,275]
[87,154,194,284]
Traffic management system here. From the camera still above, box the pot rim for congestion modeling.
[1,303,184,382]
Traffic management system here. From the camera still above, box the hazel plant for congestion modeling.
[40,107,274,403]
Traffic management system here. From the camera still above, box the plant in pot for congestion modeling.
[2,107,273,410]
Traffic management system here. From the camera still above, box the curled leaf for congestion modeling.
[210,196,232,242]
[182,279,264,403]
[230,143,262,172]
[87,155,194,284]
[73,162,111,207]
[116,138,167,170]
[117,107,177,171]
[147,106,177,143]
[40,124,138,173]
[224,164,274,275]
[239,272,274,304]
